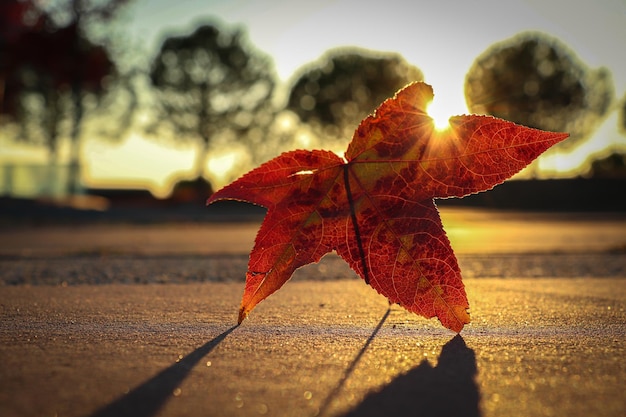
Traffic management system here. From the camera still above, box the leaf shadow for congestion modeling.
[341,333,480,417]
[87,325,238,417]
[318,308,392,416]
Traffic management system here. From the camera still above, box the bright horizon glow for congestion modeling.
[207,151,240,184]
[83,134,196,198]
[536,111,626,177]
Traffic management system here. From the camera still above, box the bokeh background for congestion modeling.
[1,0,625,213]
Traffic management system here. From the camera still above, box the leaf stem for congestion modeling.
[343,164,370,285]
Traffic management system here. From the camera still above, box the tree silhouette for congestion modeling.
[286,48,423,148]
[1,0,133,195]
[465,32,614,150]
[618,94,626,134]
[149,23,276,180]
[1,1,39,117]
[588,152,626,179]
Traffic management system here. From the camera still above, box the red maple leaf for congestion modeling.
[207,82,568,332]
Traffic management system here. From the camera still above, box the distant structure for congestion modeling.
[85,177,214,208]
[0,163,80,198]
[588,152,626,179]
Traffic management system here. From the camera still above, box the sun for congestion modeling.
[426,100,453,131]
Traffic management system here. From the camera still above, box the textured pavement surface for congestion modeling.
[1,208,625,417]
[1,279,625,417]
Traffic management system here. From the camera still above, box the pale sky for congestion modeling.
[129,0,626,99]
[2,0,626,196]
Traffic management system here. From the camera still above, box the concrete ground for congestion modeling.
[1,208,625,417]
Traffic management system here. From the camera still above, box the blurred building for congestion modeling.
[0,163,82,198]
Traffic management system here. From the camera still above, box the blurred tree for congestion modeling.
[0,0,134,195]
[286,48,423,148]
[588,152,626,179]
[0,0,45,119]
[618,94,626,134]
[465,32,614,151]
[149,23,276,180]
[47,0,133,195]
